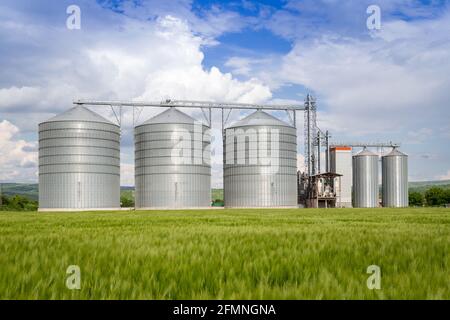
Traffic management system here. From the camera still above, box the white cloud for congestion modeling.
[273,12,450,135]
[0,12,271,113]
[263,0,445,41]
[106,0,250,40]
[0,86,42,112]
[224,57,276,78]
[437,170,450,181]
[0,120,37,182]
[136,65,271,103]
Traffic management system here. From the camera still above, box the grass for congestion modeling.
[0,208,448,300]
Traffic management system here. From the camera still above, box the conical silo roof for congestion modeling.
[227,110,292,128]
[141,107,202,125]
[354,147,377,157]
[42,106,115,125]
[383,147,407,157]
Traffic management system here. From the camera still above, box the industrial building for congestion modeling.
[301,172,342,208]
[37,97,408,211]
[38,106,120,211]
[330,146,352,207]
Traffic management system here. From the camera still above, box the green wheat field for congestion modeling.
[0,208,448,300]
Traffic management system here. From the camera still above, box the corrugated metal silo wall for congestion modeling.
[38,121,120,209]
[134,123,211,208]
[382,155,408,207]
[352,154,379,208]
[224,125,297,207]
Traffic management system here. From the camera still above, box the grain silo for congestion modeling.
[38,106,120,211]
[134,107,211,209]
[224,110,297,208]
[382,148,408,207]
[352,148,379,208]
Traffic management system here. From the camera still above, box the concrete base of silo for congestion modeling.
[224,206,299,209]
[135,206,222,211]
[38,207,122,212]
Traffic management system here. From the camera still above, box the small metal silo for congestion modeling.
[224,110,297,208]
[134,107,211,208]
[382,148,408,207]
[38,106,120,210]
[352,148,379,208]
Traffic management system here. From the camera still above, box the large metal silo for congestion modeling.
[39,106,120,211]
[224,110,297,208]
[352,148,379,208]
[382,148,408,207]
[135,107,211,209]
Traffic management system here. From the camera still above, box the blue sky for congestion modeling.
[0,0,449,185]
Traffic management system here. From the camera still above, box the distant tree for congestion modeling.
[120,195,134,208]
[409,191,424,207]
[212,199,224,207]
[0,195,38,211]
[425,187,447,206]
[445,189,450,204]
[0,195,7,207]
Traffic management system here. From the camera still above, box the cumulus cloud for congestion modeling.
[278,28,450,134]
[0,87,42,112]
[227,3,450,136]
[99,0,250,40]
[0,120,37,182]
[0,2,271,113]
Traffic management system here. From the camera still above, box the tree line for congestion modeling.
[409,187,450,207]
[1,188,449,211]
[0,195,38,211]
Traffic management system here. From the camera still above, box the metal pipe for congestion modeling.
[317,131,321,174]
[306,96,311,177]
[293,110,296,128]
[75,99,305,111]
[325,130,329,172]
[330,142,400,148]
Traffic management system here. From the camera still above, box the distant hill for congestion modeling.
[409,180,450,187]
[212,188,223,201]
[2,180,450,202]
[409,180,450,194]
[0,184,136,201]
[0,183,39,201]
